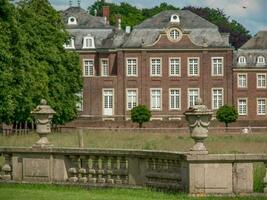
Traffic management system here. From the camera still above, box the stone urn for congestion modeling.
[184,98,213,154]
[31,99,56,148]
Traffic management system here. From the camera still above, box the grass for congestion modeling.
[0,130,267,154]
[0,184,266,200]
[253,162,266,192]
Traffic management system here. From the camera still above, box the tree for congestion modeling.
[131,105,151,128]
[216,105,238,128]
[0,0,83,125]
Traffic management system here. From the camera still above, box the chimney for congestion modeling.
[116,15,122,30]
[125,26,131,34]
[102,6,110,25]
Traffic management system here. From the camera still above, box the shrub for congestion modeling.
[131,105,151,128]
[216,105,238,127]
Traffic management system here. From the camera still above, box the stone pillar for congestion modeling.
[183,98,213,154]
[31,99,56,148]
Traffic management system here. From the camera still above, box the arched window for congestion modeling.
[82,35,95,49]
[68,16,77,25]
[170,14,180,23]
[238,56,246,65]
[257,55,265,65]
[63,37,75,49]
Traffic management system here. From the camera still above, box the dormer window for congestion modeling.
[83,35,95,49]
[238,56,246,65]
[63,37,75,49]
[257,56,265,65]
[68,16,77,25]
[170,14,180,23]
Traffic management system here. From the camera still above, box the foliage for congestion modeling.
[216,105,238,127]
[89,1,145,29]
[131,105,151,128]
[0,0,82,125]
[88,1,251,48]
[183,7,251,48]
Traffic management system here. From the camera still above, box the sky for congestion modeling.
[50,0,267,35]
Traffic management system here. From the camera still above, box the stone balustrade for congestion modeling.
[0,148,187,191]
[0,147,267,194]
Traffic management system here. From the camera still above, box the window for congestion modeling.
[76,91,83,111]
[170,14,180,23]
[238,56,246,65]
[170,29,179,40]
[64,37,75,49]
[212,57,224,76]
[237,73,247,88]
[257,56,265,65]
[101,59,109,76]
[83,59,94,77]
[257,98,266,115]
[169,89,181,110]
[150,89,162,110]
[126,89,138,110]
[188,58,199,76]
[103,89,114,116]
[188,88,200,108]
[169,58,180,76]
[212,88,223,110]
[150,58,162,76]
[126,58,138,76]
[238,98,247,116]
[68,16,77,25]
[83,35,95,49]
[257,74,267,88]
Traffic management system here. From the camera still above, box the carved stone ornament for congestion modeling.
[184,98,213,154]
[31,99,56,148]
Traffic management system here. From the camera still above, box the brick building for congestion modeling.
[61,6,266,126]
[233,31,267,122]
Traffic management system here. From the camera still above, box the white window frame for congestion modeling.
[256,55,265,65]
[238,98,248,116]
[257,98,266,116]
[83,59,94,77]
[126,58,138,77]
[150,58,162,77]
[212,57,224,76]
[238,56,246,65]
[126,88,138,111]
[169,88,181,110]
[68,16,77,25]
[169,57,181,77]
[211,88,224,110]
[102,88,115,116]
[257,73,267,89]
[187,88,200,108]
[150,88,162,111]
[64,37,75,49]
[100,58,109,77]
[82,35,95,49]
[76,91,83,111]
[187,57,200,77]
[237,73,248,88]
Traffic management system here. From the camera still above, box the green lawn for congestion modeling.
[0,184,266,200]
[0,130,267,153]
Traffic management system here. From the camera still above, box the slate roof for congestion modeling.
[240,31,267,50]
[135,10,217,30]
[124,10,229,48]
[234,31,267,67]
[61,7,230,49]
[61,7,111,29]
